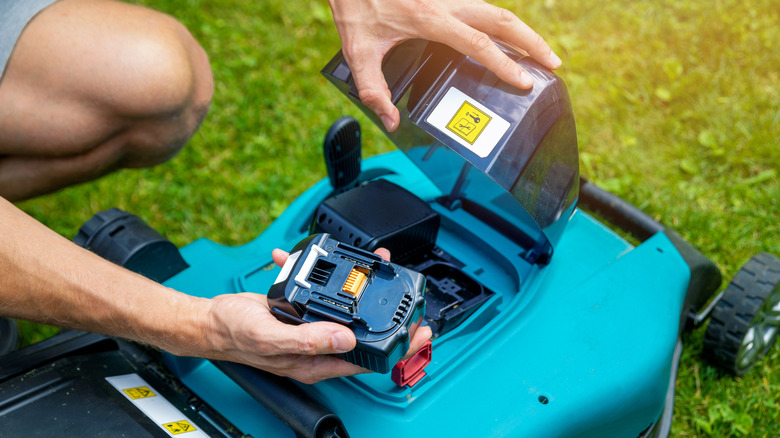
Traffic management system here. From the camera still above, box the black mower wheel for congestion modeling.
[703,252,780,375]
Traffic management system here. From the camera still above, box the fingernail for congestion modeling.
[549,51,562,69]
[380,115,395,131]
[519,71,534,89]
[331,331,352,353]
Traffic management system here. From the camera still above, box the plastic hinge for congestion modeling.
[391,340,432,388]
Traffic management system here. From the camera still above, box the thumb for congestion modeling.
[268,321,357,355]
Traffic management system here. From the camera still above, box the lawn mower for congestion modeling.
[1,40,778,438]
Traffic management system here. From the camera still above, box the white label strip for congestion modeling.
[425,87,511,158]
[106,374,208,437]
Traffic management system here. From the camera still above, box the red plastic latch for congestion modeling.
[391,340,432,388]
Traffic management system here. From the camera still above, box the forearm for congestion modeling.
[0,197,210,356]
[0,198,426,382]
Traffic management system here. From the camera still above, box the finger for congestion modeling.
[343,49,400,131]
[272,248,288,267]
[402,325,432,360]
[400,315,428,361]
[373,247,391,261]
[438,19,534,89]
[460,4,560,70]
[263,319,357,356]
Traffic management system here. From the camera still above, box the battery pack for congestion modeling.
[268,233,426,373]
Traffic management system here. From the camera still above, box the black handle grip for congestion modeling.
[211,361,349,438]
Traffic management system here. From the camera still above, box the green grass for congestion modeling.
[14,0,779,435]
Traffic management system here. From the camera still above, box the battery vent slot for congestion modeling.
[308,260,337,286]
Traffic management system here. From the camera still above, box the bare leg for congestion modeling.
[0,0,214,201]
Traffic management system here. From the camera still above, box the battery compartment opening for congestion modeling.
[313,178,496,339]
[408,259,494,338]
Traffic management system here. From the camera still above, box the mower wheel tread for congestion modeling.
[703,252,780,375]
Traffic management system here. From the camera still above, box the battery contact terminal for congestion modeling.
[343,266,370,297]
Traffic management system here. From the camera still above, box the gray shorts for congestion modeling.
[0,0,59,79]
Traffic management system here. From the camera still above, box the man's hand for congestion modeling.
[201,247,432,384]
[266,248,432,358]
[328,0,562,131]
[203,292,368,384]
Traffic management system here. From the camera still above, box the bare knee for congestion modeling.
[4,0,214,167]
[100,3,215,167]
[117,20,215,168]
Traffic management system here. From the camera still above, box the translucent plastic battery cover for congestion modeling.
[322,40,579,260]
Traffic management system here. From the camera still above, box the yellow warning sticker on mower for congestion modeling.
[106,374,208,437]
[164,420,197,435]
[425,87,510,158]
[446,101,491,145]
[123,386,156,399]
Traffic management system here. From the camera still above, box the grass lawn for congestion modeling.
[14,0,778,436]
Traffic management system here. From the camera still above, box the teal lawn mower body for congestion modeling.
[151,41,719,437]
[7,40,777,438]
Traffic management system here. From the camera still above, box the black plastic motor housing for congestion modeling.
[312,179,440,265]
[268,234,426,373]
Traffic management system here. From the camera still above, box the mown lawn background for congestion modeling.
[15,0,778,436]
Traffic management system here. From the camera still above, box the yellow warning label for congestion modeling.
[123,386,156,400]
[446,101,491,145]
[164,420,197,435]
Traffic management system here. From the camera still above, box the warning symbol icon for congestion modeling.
[164,420,197,435]
[452,119,476,137]
[123,386,156,400]
[446,101,491,145]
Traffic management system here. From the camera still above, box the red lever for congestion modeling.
[391,340,432,388]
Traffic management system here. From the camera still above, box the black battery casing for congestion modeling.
[267,234,426,373]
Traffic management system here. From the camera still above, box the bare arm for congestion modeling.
[0,197,389,383]
[0,196,205,351]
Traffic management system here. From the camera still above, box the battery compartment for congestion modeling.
[313,179,495,338]
[409,258,495,338]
